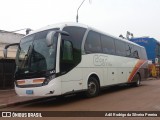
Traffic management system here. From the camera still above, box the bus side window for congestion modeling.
[125,44,132,57]
[132,46,140,59]
[101,35,116,54]
[132,50,139,59]
[84,31,102,53]
[141,48,147,60]
[115,40,126,56]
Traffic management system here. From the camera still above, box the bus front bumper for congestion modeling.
[15,79,61,97]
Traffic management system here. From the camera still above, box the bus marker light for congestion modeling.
[17,80,25,85]
[33,79,45,84]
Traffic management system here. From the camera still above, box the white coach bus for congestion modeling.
[4,22,148,97]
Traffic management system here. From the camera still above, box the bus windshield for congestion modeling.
[16,29,58,74]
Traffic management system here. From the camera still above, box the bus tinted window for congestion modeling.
[125,43,140,59]
[61,26,86,73]
[85,31,102,53]
[63,26,86,50]
[126,43,138,58]
[101,35,115,54]
[126,43,134,57]
[141,48,147,60]
[115,40,126,56]
[133,46,141,59]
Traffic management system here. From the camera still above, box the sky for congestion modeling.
[0,0,160,40]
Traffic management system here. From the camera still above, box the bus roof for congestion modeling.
[28,22,144,49]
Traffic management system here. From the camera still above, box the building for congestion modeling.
[130,37,160,63]
[0,30,24,89]
[0,30,24,58]
[130,37,160,77]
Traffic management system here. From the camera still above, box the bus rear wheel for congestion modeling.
[133,74,141,87]
[85,77,100,98]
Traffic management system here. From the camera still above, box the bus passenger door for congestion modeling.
[61,68,83,94]
[60,39,83,94]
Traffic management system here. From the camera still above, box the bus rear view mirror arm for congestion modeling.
[46,30,69,47]
[56,30,70,36]
[3,43,19,58]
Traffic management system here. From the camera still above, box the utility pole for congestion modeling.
[76,0,86,23]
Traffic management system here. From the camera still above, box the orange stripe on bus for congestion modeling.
[128,60,146,82]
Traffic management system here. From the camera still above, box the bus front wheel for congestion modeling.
[85,77,100,98]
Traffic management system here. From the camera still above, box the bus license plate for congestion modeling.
[26,90,33,95]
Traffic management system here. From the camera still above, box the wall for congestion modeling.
[0,30,24,89]
[0,30,24,59]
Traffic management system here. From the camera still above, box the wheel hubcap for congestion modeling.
[137,79,140,85]
[88,82,96,95]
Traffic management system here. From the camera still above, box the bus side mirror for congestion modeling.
[3,49,7,58]
[46,30,70,47]
[3,43,19,58]
[46,31,56,47]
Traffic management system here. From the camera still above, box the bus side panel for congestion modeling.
[80,54,140,89]
[61,68,83,94]
[81,68,104,90]
[127,60,148,82]
[105,67,116,85]
[105,55,138,85]
[79,54,104,90]
[117,68,127,84]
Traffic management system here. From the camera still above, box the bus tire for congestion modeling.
[85,77,100,98]
[133,74,141,87]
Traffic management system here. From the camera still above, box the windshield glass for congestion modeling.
[16,29,58,74]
